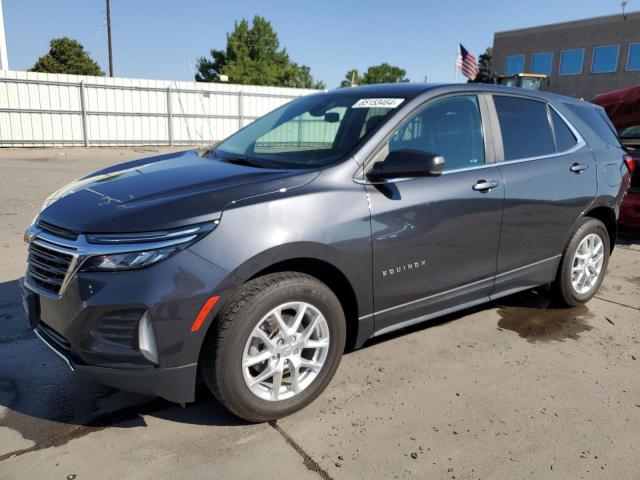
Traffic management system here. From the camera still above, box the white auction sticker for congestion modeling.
[352,98,405,109]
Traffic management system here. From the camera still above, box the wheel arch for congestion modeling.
[197,242,373,364]
[584,205,617,252]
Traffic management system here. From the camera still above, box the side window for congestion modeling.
[388,95,485,172]
[493,96,555,161]
[550,109,578,152]
[565,104,621,147]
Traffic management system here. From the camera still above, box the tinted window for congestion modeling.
[592,45,619,73]
[389,95,484,172]
[560,49,584,75]
[494,96,555,161]
[566,104,621,147]
[551,109,577,151]
[505,55,525,75]
[628,43,640,71]
[531,52,553,75]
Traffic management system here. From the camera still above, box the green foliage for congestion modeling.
[30,37,104,76]
[196,16,324,89]
[468,47,493,84]
[340,63,409,87]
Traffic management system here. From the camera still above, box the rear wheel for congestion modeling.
[552,217,610,307]
[201,272,345,422]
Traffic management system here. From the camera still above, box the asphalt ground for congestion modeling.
[0,147,639,479]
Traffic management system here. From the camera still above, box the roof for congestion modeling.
[325,82,587,106]
[495,11,640,37]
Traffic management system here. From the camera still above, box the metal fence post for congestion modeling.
[167,85,174,146]
[79,81,89,147]
[238,90,244,129]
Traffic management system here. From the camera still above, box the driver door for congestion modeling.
[366,93,504,334]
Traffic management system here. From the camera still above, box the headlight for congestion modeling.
[82,247,180,271]
[80,222,216,272]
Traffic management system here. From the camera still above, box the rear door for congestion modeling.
[491,95,597,295]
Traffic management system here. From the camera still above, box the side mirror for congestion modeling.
[366,149,445,181]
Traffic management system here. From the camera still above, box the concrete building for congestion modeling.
[492,12,640,99]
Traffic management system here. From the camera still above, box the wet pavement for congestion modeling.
[1,148,639,479]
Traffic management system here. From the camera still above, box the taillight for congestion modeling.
[624,155,635,173]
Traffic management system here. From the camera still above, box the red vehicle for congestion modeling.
[593,86,640,229]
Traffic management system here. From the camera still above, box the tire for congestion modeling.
[552,217,610,307]
[200,272,346,422]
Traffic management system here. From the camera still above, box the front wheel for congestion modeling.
[552,217,610,307]
[200,272,346,422]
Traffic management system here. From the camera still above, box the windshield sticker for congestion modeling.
[352,98,404,109]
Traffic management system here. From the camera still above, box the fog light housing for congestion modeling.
[138,312,159,364]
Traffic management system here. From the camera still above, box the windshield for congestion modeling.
[214,92,405,168]
[619,125,640,140]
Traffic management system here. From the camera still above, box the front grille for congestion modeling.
[37,219,78,241]
[27,242,73,295]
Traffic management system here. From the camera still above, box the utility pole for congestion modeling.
[106,0,114,76]
[0,0,9,72]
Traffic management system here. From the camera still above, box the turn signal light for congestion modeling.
[624,154,635,173]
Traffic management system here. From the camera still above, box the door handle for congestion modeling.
[570,162,588,173]
[473,179,499,192]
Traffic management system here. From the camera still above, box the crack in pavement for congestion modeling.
[595,295,640,311]
[269,420,334,480]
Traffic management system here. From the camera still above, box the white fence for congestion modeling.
[0,71,319,147]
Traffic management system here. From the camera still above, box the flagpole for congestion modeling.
[453,43,459,83]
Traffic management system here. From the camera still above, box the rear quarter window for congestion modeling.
[565,104,621,147]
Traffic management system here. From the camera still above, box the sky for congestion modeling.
[2,0,635,88]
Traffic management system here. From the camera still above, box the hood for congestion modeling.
[38,149,319,233]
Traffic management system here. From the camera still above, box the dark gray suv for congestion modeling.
[22,84,632,421]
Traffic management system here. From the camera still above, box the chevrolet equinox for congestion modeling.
[22,84,633,421]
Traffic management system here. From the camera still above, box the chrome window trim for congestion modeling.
[627,42,640,71]
[530,51,554,75]
[591,44,620,74]
[505,54,525,75]
[494,100,586,165]
[559,48,585,76]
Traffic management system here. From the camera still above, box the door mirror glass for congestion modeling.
[366,149,445,180]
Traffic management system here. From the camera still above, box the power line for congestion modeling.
[106,0,113,76]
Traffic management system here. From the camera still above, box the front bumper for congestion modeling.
[35,325,197,403]
[22,248,235,404]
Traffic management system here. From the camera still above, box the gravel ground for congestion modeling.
[0,147,639,480]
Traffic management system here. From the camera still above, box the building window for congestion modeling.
[531,52,553,75]
[559,49,584,75]
[505,55,525,75]
[592,45,619,73]
[628,43,640,71]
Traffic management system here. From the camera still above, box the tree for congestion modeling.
[340,63,409,87]
[30,37,104,76]
[196,16,324,89]
[469,47,493,84]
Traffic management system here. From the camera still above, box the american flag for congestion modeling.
[457,44,479,81]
